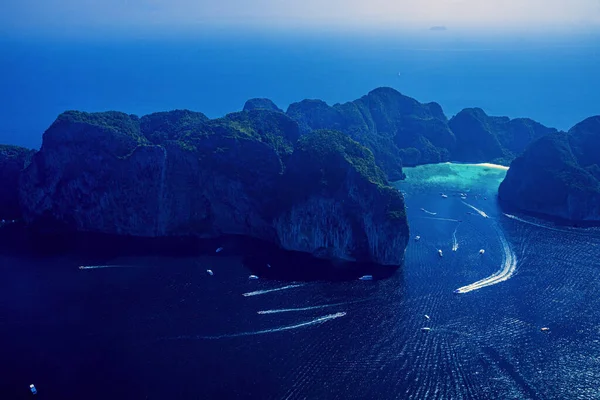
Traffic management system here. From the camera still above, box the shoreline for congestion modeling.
[445,161,510,171]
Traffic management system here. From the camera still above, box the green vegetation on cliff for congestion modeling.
[449,108,557,166]
[0,145,36,219]
[286,88,455,180]
[499,116,600,221]
[286,87,556,181]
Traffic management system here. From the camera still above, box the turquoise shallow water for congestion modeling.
[2,163,600,398]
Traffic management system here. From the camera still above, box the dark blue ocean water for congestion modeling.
[1,33,599,149]
[2,165,600,399]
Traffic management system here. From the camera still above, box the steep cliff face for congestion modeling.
[286,87,456,181]
[0,145,35,220]
[19,109,409,266]
[449,108,557,165]
[274,130,409,265]
[498,116,600,222]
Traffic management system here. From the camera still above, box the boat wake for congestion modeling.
[452,226,459,251]
[503,213,569,233]
[419,217,461,223]
[242,284,304,297]
[462,201,489,218]
[257,300,366,315]
[420,208,437,215]
[454,224,517,294]
[168,312,347,340]
[78,265,134,270]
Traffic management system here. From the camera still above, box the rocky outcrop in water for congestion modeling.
[18,109,408,265]
[499,116,600,222]
[0,145,35,220]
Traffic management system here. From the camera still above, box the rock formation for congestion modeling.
[17,109,409,265]
[499,116,600,222]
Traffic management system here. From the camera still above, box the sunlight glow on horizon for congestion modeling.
[1,0,599,38]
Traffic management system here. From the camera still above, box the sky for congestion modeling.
[1,0,600,38]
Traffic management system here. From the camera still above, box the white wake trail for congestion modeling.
[78,265,135,270]
[452,226,459,251]
[258,300,364,315]
[462,201,489,218]
[419,217,461,223]
[242,284,304,297]
[420,208,437,215]
[454,224,517,294]
[170,312,347,340]
[503,213,569,233]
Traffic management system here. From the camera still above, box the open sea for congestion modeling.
[2,163,600,399]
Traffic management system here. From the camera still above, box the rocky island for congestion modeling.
[499,116,600,222]
[0,86,566,267]
[11,107,408,266]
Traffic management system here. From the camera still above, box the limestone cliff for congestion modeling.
[286,87,455,181]
[274,130,409,265]
[498,116,600,222]
[449,108,557,165]
[18,109,409,266]
[0,145,35,220]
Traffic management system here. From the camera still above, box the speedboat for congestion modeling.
[541,327,550,332]
[424,314,430,319]
[421,327,431,332]
[415,235,421,241]
[438,249,443,257]
[206,269,214,276]
[359,275,373,281]
[479,249,485,255]
[215,247,224,253]
[30,384,37,395]
[248,275,259,280]
[267,264,272,268]
[453,289,461,294]
[441,194,448,198]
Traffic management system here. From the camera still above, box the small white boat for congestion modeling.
[421,327,431,332]
[30,384,37,395]
[206,269,214,276]
[424,314,430,319]
[438,249,443,257]
[479,249,485,255]
[359,275,373,281]
[441,194,448,198]
[248,275,259,280]
[541,327,550,332]
[215,247,224,253]
[267,264,271,268]
[415,235,421,241]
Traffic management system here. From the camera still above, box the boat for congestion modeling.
[438,249,443,257]
[479,249,485,255]
[424,314,430,319]
[421,327,431,332]
[415,235,421,241]
[267,264,271,268]
[206,269,214,276]
[248,275,259,280]
[30,384,37,395]
[541,327,550,332]
[453,289,461,294]
[359,275,373,281]
[441,194,448,198]
[215,247,224,253]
